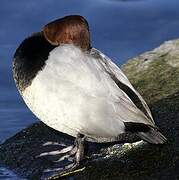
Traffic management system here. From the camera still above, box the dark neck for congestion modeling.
[13,32,55,92]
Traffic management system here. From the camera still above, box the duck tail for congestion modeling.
[124,122,167,144]
[137,128,167,144]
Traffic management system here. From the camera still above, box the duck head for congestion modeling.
[43,15,91,51]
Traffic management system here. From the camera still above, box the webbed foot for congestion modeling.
[39,134,86,180]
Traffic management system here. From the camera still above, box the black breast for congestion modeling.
[13,32,55,92]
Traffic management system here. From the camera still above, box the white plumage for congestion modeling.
[22,44,154,142]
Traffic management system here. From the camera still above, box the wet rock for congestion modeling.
[0,39,179,179]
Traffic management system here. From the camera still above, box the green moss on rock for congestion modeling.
[122,41,179,104]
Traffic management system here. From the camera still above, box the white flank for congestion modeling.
[22,44,154,141]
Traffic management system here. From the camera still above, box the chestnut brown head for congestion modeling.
[43,15,91,51]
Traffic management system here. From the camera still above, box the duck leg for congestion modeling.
[74,134,85,165]
[40,133,86,179]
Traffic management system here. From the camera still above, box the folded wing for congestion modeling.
[91,48,154,125]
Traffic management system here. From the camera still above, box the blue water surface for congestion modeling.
[1,0,179,179]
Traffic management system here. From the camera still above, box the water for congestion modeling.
[0,165,25,180]
[1,0,179,179]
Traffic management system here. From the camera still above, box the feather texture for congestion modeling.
[22,44,158,142]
